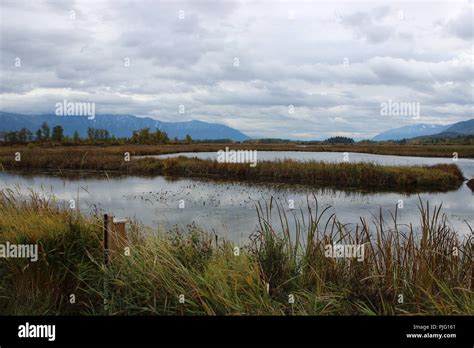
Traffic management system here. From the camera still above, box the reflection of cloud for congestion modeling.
[0,0,472,139]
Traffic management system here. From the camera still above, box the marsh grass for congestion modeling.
[2,143,474,159]
[0,191,471,315]
[0,189,103,314]
[0,145,465,192]
[156,157,464,192]
[250,196,473,314]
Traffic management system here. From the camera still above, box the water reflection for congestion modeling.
[1,168,472,242]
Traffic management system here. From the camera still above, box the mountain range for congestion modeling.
[1,111,472,142]
[0,112,250,141]
[372,119,474,141]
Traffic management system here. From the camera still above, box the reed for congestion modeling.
[151,157,464,192]
[0,191,471,315]
[0,189,103,314]
[0,146,465,192]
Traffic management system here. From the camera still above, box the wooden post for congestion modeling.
[103,214,129,264]
[110,217,128,255]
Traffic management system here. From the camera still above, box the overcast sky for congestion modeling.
[0,0,472,139]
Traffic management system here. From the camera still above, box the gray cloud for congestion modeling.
[445,7,473,40]
[340,6,395,43]
[0,0,472,139]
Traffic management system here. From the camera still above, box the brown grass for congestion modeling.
[0,145,466,192]
[1,143,474,158]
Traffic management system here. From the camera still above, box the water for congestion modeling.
[1,152,473,242]
[149,151,474,176]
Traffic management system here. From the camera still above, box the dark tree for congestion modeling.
[51,126,64,142]
[323,136,355,144]
[5,131,19,143]
[18,128,28,143]
[73,131,80,142]
[35,129,42,141]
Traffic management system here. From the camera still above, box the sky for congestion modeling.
[0,0,473,139]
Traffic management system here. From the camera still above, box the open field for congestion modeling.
[0,145,467,192]
[0,191,471,315]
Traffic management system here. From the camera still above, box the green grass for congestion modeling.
[0,191,472,315]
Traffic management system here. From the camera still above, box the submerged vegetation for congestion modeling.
[0,191,472,315]
[0,146,466,192]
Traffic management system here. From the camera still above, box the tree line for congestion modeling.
[1,122,194,145]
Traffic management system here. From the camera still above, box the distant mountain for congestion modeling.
[441,119,474,135]
[414,119,474,140]
[372,123,450,141]
[0,112,250,141]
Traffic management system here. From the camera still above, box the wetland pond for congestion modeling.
[1,151,473,242]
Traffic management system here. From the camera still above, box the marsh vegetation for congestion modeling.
[0,192,471,315]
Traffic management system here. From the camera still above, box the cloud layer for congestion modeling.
[0,0,472,139]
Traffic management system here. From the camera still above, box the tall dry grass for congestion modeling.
[0,191,471,315]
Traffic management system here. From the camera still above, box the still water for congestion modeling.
[1,152,473,241]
